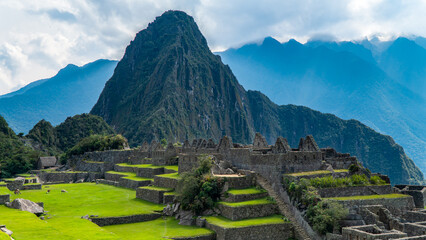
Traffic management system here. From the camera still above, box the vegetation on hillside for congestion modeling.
[27,113,115,155]
[0,115,41,178]
[65,134,128,159]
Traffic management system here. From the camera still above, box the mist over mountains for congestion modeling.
[218,36,426,173]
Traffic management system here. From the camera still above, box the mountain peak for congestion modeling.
[262,37,281,47]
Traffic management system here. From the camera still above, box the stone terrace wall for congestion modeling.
[318,185,392,198]
[206,222,293,240]
[0,194,10,204]
[90,213,161,226]
[335,196,415,216]
[72,150,136,173]
[325,156,357,170]
[37,171,102,183]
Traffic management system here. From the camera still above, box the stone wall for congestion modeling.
[71,150,136,173]
[89,213,161,226]
[118,178,151,190]
[37,171,101,183]
[218,203,277,221]
[404,222,426,237]
[96,179,118,187]
[406,211,426,223]
[334,196,415,216]
[0,194,10,204]
[325,157,357,170]
[206,221,293,240]
[318,185,392,198]
[171,234,215,240]
[223,192,268,202]
[154,176,178,189]
[22,184,42,190]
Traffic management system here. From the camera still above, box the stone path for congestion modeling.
[256,175,314,240]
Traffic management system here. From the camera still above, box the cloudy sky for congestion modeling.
[1,0,426,95]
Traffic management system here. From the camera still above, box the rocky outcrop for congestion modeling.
[8,198,44,216]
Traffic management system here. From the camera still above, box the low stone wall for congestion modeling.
[71,150,136,173]
[333,196,415,216]
[137,167,164,178]
[37,171,102,183]
[218,203,277,221]
[22,184,42,190]
[104,172,125,182]
[114,164,136,173]
[397,236,426,240]
[222,175,255,190]
[75,161,104,173]
[154,176,178,189]
[118,178,151,190]
[96,179,118,187]
[206,221,293,240]
[136,188,170,204]
[0,194,10,204]
[406,211,426,223]
[404,222,426,237]
[318,185,392,198]
[89,213,161,226]
[325,156,357,170]
[223,192,268,203]
[171,234,215,240]
[163,194,176,204]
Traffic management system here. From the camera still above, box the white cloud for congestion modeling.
[1,0,426,94]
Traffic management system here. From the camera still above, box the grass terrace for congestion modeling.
[140,186,174,192]
[156,172,180,179]
[218,197,274,207]
[116,163,163,169]
[284,169,348,177]
[104,217,213,239]
[205,215,287,228]
[325,193,411,201]
[227,187,266,195]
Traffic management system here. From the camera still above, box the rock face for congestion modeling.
[91,10,254,145]
[90,10,423,185]
[8,198,44,216]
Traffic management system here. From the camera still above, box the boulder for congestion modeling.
[0,227,13,236]
[9,198,44,216]
[196,216,206,227]
[178,210,195,226]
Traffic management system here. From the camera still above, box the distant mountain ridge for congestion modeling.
[218,36,426,174]
[91,10,423,184]
[0,59,117,133]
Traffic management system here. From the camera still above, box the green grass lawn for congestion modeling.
[156,172,180,179]
[219,197,274,207]
[164,165,179,172]
[326,193,411,201]
[227,187,266,195]
[0,231,10,240]
[205,215,287,228]
[104,217,213,239]
[0,183,215,239]
[284,169,349,177]
[106,171,153,182]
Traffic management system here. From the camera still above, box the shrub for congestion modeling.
[370,175,386,185]
[176,155,224,215]
[306,200,348,235]
[348,164,360,173]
